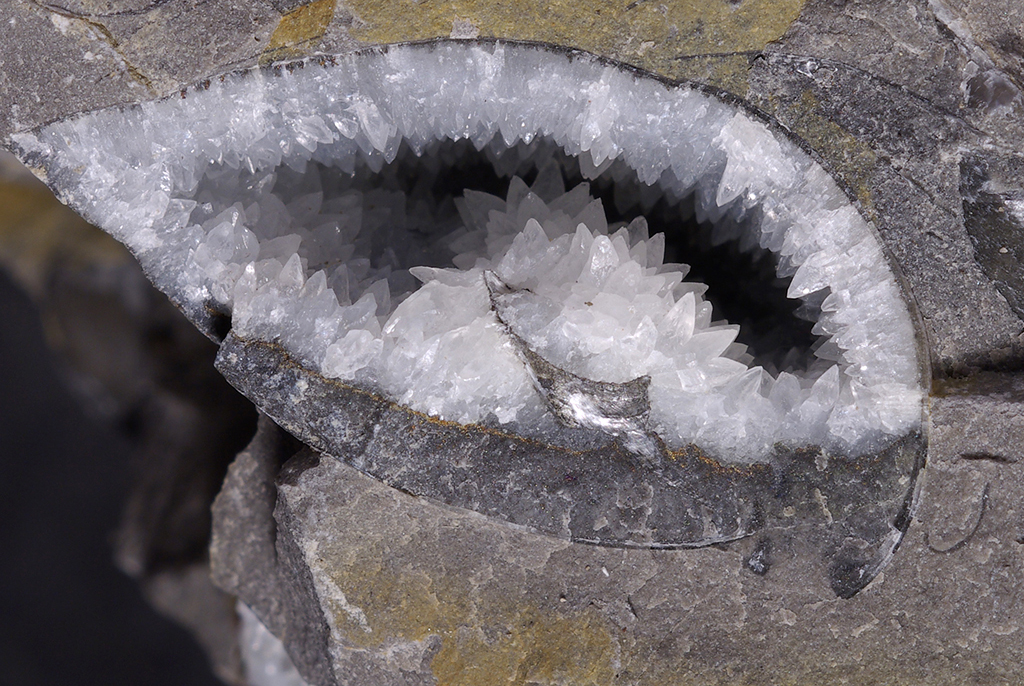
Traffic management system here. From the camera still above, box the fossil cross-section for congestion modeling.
[13,40,928,597]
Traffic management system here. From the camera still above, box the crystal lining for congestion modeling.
[13,41,924,463]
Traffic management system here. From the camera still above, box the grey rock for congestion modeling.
[2,1,1024,683]
[214,333,923,601]
[225,397,1024,684]
[211,416,338,686]
[960,151,1024,321]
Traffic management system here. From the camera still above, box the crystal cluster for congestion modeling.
[14,41,923,462]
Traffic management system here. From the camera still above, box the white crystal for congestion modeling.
[12,41,925,462]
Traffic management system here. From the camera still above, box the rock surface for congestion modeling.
[2,0,1020,372]
[210,416,337,686]
[2,1,1023,684]
[211,389,1023,684]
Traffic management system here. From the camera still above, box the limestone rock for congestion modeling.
[1,1,1023,684]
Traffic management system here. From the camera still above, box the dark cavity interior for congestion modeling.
[272,136,821,374]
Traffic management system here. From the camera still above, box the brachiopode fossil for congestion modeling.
[13,40,928,600]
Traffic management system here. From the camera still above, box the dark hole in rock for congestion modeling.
[263,136,820,374]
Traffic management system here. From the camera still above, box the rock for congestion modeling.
[218,410,1023,684]
[211,416,335,686]
[2,2,1023,684]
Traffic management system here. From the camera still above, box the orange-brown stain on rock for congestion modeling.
[264,0,338,62]
[759,89,879,215]
[343,0,805,91]
[323,544,616,685]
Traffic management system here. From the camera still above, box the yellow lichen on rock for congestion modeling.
[321,542,471,650]
[431,607,615,686]
[671,52,758,97]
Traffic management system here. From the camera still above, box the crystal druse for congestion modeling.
[13,40,927,597]
[13,40,924,458]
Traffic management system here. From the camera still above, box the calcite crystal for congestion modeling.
[7,42,931,611]
[5,0,1024,684]
[13,41,924,466]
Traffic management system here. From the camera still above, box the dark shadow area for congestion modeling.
[305,136,819,373]
[0,270,224,686]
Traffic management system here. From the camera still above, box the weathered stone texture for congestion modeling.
[211,398,1023,684]
[2,1,1024,683]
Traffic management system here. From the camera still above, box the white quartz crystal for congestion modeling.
[14,41,924,462]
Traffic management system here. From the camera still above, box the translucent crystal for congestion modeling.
[13,41,924,462]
